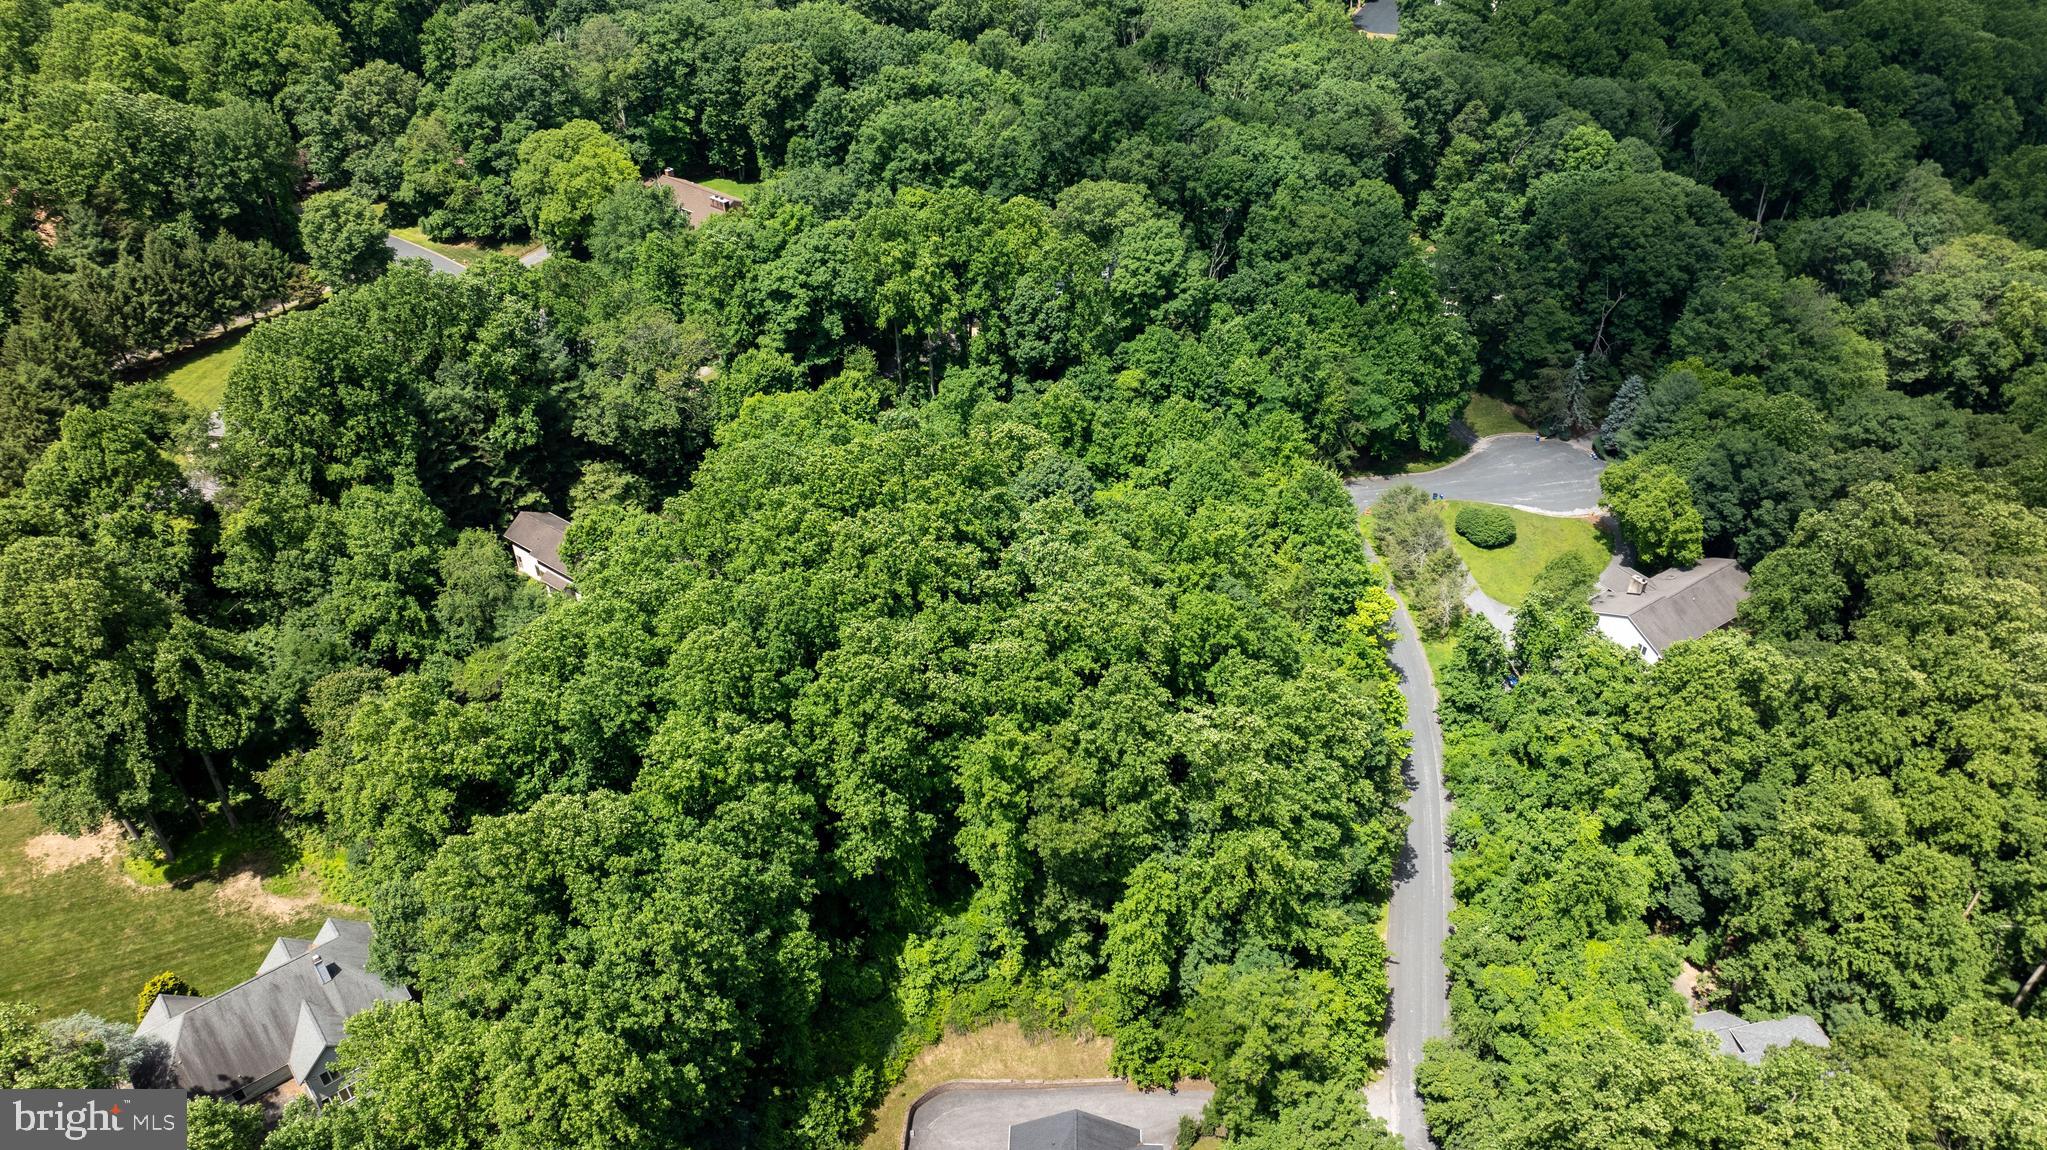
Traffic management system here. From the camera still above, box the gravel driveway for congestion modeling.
[1349,435,1608,517]
[905,1083,1210,1150]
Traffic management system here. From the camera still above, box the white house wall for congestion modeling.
[1597,614,1658,663]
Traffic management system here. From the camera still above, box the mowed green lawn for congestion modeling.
[1397,395,1537,474]
[0,805,335,1020]
[1435,500,1611,606]
[388,224,540,265]
[154,330,247,413]
[1462,394,1535,438]
[697,177,758,199]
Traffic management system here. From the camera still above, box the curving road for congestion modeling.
[1349,435,1607,517]
[1352,434,1607,1148]
[385,234,551,275]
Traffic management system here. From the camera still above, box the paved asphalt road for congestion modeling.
[1348,435,1608,516]
[905,1083,1211,1149]
[1365,569,1452,1150]
[385,233,466,275]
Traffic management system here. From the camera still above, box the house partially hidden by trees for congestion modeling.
[1691,1010,1830,1065]
[1589,557,1749,663]
[503,510,574,594]
[135,919,410,1105]
[1009,1110,1161,1150]
[651,170,741,227]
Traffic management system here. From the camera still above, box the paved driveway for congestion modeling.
[1349,435,1607,517]
[906,1083,1210,1150]
[385,234,466,275]
[1358,537,1452,1150]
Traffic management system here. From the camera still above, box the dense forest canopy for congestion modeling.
[1,0,2045,1144]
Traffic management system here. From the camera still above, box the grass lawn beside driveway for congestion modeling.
[858,1022,1113,1150]
[1462,394,1536,438]
[0,804,341,1020]
[1394,395,1539,474]
[152,328,247,412]
[1435,500,1611,606]
[389,225,541,266]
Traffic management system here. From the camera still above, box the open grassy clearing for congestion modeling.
[152,328,247,412]
[857,1022,1114,1150]
[388,225,541,265]
[0,805,341,1020]
[1395,395,1538,474]
[696,176,759,199]
[1461,393,1535,438]
[1435,500,1611,606]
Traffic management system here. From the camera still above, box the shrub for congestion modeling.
[1455,505,1517,549]
[136,972,196,1024]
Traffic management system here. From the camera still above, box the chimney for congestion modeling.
[1627,573,1648,595]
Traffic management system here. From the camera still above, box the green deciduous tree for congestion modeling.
[299,190,392,286]
[1600,458,1704,570]
[511,119,637,252]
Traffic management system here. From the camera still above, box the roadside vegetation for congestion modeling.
[1367,486,1470,638]
[1459,395,1534,439]
[152,329,248,413]
[385,225,540,266]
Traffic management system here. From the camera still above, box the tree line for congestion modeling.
[0,0,2044,1144]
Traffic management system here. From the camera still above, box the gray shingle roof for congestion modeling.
[1692,1009,1829,1065]
[1591,558,1749,654]
[1352,0,1399,36]
[503,511,571,580]
[137,918,410,1095]
[1009,1110,1149,1150]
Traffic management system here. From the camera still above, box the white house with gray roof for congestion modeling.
[1590,557,1749,664]
[135,918,410,1104]
[503,510,575,595]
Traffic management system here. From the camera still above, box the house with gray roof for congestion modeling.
[1692,1008,1830,1065]
[503,510,575,595]
[1351,0,1398,38]
[1590,557,1749,663]
[1009,1110,1161,1150]
[136,919,410,1104]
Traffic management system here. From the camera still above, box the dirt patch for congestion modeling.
[213,871,325,922]
[22,823,124,875]
[1674,959,1710,1009]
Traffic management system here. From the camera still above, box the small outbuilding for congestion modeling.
[503,510,574,594]
[1009,1110,1160,1150]
[1590,557,1749,663]
[1692,1009,1830,1065]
